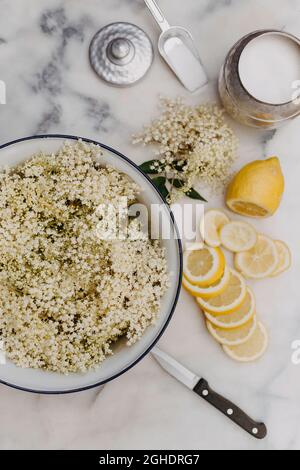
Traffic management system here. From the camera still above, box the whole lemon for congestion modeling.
[226,157,285,218]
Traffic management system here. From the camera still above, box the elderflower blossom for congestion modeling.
[133,97,238,203]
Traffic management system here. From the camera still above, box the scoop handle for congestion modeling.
[144,0,170,32]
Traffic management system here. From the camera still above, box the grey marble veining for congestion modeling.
[0,0,300,450]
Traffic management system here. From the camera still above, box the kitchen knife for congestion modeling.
[152,347,267,440]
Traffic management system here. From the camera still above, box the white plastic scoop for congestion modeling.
[144,0,208,92]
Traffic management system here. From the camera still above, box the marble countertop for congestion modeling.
[0,0,300,450]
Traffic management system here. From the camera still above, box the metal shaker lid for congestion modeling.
[89,22,154,87]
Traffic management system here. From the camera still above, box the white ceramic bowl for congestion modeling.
[0,135,182,394]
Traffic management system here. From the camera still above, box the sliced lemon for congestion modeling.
[206,315,257,346]
[203,288,256,329]
[223,322,268,362]
[196,269,247,315]
[182,266,230,299]
[271,240,291,277]
[235,234,278,279]
[226,157,285,218]
[200,209,230,248]
[183,245,225,287]
[220,221,257,253]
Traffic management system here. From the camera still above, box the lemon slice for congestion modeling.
[196,269,247,315]
[200,210,230,247]
[223,322,268,362]
[203,288,256,329]
[235,234,279,279]
[206,316,257,346]
[182,266,230,299]
[183,245,225,287]
[220,221,257,253]
[271,240,291,277]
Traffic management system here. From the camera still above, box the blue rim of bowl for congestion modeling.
[0,134,183,394]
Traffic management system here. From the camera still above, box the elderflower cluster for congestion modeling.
[0,141,169,374]
[133,97,238,203]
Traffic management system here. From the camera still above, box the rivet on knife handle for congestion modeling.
[194,379,267,440]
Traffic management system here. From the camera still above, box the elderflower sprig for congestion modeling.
[134,98,238,203]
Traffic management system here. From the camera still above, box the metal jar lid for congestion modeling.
[89,22,154,87]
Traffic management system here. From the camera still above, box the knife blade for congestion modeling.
[152,347,267,440]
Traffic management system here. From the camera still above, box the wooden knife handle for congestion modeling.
[194,379,267,440]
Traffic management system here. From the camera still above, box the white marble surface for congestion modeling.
[0,0,300,450]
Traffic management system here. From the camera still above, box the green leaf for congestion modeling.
[152,177,169,200]
[186,188,207,202]
[170,179,207,202]
[139,160,165,174]
[152,177,166,186]
[172,178,185,189]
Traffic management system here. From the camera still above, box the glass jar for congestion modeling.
[219,30,300,129]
